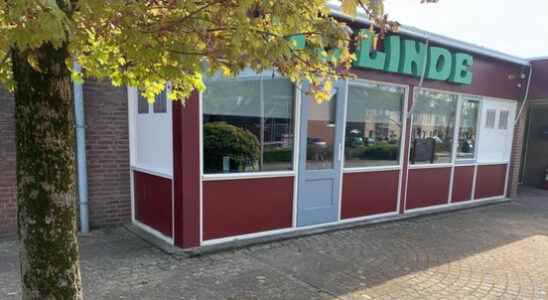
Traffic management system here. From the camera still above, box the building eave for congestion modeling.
[328,4,531,67]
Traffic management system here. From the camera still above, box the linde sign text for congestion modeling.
[355,30,474,85]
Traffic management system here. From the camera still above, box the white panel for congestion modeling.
[129,87,173,177]
[477,98,517,163]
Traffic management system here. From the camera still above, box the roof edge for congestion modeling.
[328,4,531,66]
[529,56,548,62]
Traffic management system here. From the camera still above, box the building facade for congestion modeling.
[0,11,546,249]
[128,21,541,250]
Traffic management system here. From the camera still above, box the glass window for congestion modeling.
[410,90,458,164]
[457,100,480,160]
[499,110,509,130]
[344,82,405,168]
[306,90,338,170]
[202,76,295,174]
[485,109,496,129]
[153,90,167,113]
[138,93,149,114]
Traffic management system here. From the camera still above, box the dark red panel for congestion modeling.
[452,166,475,203]
[530,60,548,99]
[134,171,173,237]
[406,167,451,210]
[475,164,507,199]
[173,91,200,249]
[342,170,400,219]
[203,177,293,240]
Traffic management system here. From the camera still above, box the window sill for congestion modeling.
[202,171,295,181]
[343,165,401,173]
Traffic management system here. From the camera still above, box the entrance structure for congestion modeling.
[128,9,541,250]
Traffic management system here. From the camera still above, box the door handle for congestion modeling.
[338,143,343,162]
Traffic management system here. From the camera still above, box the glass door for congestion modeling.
[297,81,346,226]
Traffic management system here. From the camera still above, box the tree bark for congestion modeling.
[12,42,83,299]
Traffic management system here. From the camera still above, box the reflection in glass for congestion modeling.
[306,91,337,170]
[202,76,295,174]
[410,90,458,164]
[457,100,479,160]
[344,83,404,168]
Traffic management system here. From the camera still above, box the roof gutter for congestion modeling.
[329,6,530,66]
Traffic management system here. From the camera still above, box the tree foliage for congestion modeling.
[0,0,398,103]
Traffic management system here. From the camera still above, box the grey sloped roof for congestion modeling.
[328,3,531,66]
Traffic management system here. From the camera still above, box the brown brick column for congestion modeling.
[509,102,528,198]
[83,80,131,228]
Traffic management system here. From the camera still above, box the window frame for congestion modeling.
[343,79,409,173]
[409,87,461,167]
[455,97,482,163]
[153,90,168,114]
[200,73,300,180]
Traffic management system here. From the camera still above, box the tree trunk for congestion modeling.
[12,42,83,299]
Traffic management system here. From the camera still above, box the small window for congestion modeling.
[485,110,496,129]
[138,93,149,114]
[457,100,480,160]
[499,110,509,130]
[153,90,167,113]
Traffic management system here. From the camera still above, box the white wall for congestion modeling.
[477,98,517,163]
[128,87,173,177]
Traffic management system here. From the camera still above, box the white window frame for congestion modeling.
[409,87,461,167]
[456,96,482,163]
[342,79,409,173]
[201,73,299,181]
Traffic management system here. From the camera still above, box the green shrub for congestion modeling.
[263,147,293,163]
[203,122,260,172]
[363,143,399,160]
[347,143,399,161]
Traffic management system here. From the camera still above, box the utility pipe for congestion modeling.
[73,61,90,234]
[514,64,533,126]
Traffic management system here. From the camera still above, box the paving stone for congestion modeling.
[1,187,548,299]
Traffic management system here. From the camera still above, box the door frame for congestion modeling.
[296,80,349,227]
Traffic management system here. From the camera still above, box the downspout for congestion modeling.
[514,63,533,126]
[73,61,90,234]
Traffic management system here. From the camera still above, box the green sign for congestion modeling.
[355,30,474,85]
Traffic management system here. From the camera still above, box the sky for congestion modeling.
[383,0,548,59]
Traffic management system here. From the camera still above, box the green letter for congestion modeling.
[426,47,452,81]
[289,34,305,50]
[449,53,474,84]
[383,35,401,73]
[400,39,427,77]
[355,30,386,70]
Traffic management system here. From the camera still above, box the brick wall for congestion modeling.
[0,89,16,237]
[509,102,528,197]
[84,80,131,228]
[0,81,131,237]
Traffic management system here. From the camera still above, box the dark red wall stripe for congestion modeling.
[406,167,452,210]
[341,171,400,219]
[452,166,475,203]
[475,164,508,199]
[134,171,173,237]
[173,92,201,249]
[203,177,293,240]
